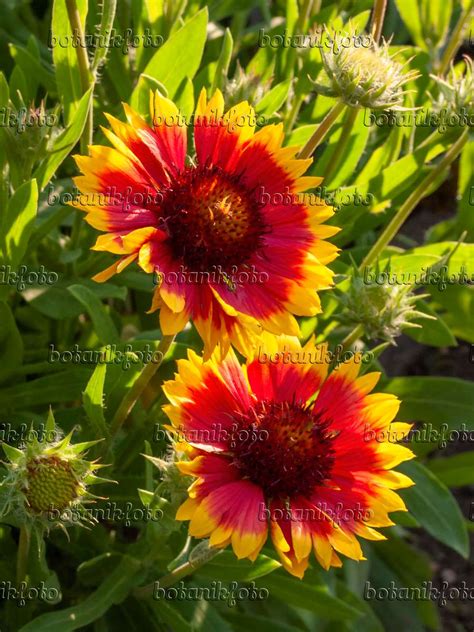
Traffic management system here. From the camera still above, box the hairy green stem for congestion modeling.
[323,107,358,183]
[284,0,313,77]
[65,0,92,152]
[285,94,304,133]
[134,547,223,599]
[65,0,93,256]
[360,129,468,270]
[108,335,175,443]
[16,525,31,585]
[438,7,473,76]
[91,0,117,73]
[371,0,387,43]
[298,101,346,159]
[340,324,365,350]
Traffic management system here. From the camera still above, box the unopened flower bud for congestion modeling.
[311,27,419,110]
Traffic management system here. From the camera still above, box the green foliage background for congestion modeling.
[0,0,473,630]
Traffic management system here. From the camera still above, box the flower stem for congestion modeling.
[65,0,93,257]
[284,0,313,77]
[108,335,175,443]
[322,107,358,183]
[340,324,365,351]
[16,525,31,585]
[65,0,93,153]
[298,101,346,159]
[371,0,387,43]
[360,129,468,270]
[438,7,473,76]
[285,95,304,133]
[134,547,223,599]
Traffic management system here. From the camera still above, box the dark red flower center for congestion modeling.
[157,165,266,272]
[230,400,337,498]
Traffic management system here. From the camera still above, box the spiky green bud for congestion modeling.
[3,98,61,181]
[143,446,190,505]
[430,57,474,120]
[0,411,111,531]
[311,28,418,110]
[223,62,272,110]
[337,264,434,344]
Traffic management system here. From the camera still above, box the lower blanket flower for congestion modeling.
[163,335,415,578]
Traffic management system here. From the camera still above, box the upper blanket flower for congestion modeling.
[73,89,339,357]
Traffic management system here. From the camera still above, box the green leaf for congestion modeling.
[358,124,406,181]
[188,600,234,632]
[196,551,281,582]
[408,242,474,278]
[0,303,23,381]
[373,536,439,629]
[51,0,88,122]
[103,46,134,101]
[369,554,425,632]
[211,28,233,93]
[0,178,38,270]
[27,281,126,320]
[150,600,194,632]
[27,529,62,598]
[0,72,9,106]
[333,141,438,243]
[332,580,385,632]
[33,87,93,191]
[394,0,424,48]
[67,284,120,344]
[255,79,291,117]
[0,369,91,409]
[82,363,110,440]
[9,65,28,106]
[132,8,208,101]
[428,452,474,487]
[318,108,370,189]
[20,555,144,631]
[386,376,474,429]
[77,552,123,587]
[255,570,363,620]
[209,0,257,21]
[223,613,302,632]
[385,376,474,457]
[398,460,469,558]
[377,252,442,277]
[455,138,474,238]
[130,74,168,116]
[405,300,457,347]
[431,284,474,343]
[174,77,194,120]
[8,43,56,95]
[420,0,452,48]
